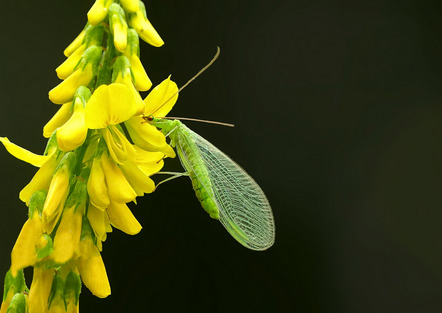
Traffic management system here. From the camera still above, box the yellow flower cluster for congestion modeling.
[0,1,179,312]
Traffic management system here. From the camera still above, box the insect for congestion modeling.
[146,115,275,250]
[144,47,275,250]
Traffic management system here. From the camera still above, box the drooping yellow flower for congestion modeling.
[129,1,164,47]
[125,29,152,91]
[28,268,54,313]
[87,0,113,26]
[56,45,86,80]
[43,101,73,138]
[56,96,88,152]
[64,29,85,57]
[77,236,111,298]
[120,0,139,13]
[107,201,142,235]
[100,152,137,203]
[109,3,128,52]
[87,154,110,210]
[87,202,111,250]
[51,204,83,264]
[125,76,178,157]
[0,137,50,167]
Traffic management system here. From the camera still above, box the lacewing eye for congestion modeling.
[147,115,154,121]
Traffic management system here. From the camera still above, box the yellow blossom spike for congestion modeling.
[87,156,110,210]
[0,137,49,167]
[107,201,142,235]
[101,125,136,164]
[49,63,94,105]
[129,2,164,47]
[57,97,88,152]
[87,202,108,242]
[52,206,83,264]
[28,268,54,313]
[77,238,111,298]
[10,211,42,276]
[87,0,113,26]
[120,0,139,13]
[56,44,86,80]
[43,101,73,138]
[64,29,85,57]
[120,159,155,196]
[144,76,178,117]
[85,83,142,129]
[20,155,58,205]
[101,153,137,203]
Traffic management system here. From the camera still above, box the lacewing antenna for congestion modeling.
[159,116,234,127]
[151,47,221,116]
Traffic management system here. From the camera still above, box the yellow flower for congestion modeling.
[77,236,111,298]
[124,76,178,157]
[87,0,113,26]
[107,201,142,235]
[56,96,88,152]
[42,153,74,233]
[109,3,128,52]
[85,83,142,129]
[43,101,73,138]
[129,2,164,47]
[100,152,137,203]
[64,29,85,57]
[49,63,94,105]
[56,44,86,80]
[51,204,83,264]
[28,268,54,313]
[125,29,152,91]
[87,202,111,250]
[87,154,110,210]
[0,137,50,167]
[120,0,139,13]
[10,210,43,276]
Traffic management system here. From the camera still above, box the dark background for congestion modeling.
[0,0,442,312]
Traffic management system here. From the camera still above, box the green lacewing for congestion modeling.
[143,47,275,250]
[146,116,275,250]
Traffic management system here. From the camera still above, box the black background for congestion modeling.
[1,0,442,312]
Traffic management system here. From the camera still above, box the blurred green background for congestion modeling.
[1,0,442,312]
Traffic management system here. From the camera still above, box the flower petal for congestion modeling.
[87,202,108,242]
[85,83,140,129]
[87,157,110,210]
[52,206,83,264]
[101,153,137,203]
[77,239,111,298]
[120,160,155,196]
[0,137,49,167]
[128,54,152,91]
[125,116,169,151]
[28,268,55,313]
[43,102,73,138]
[107,201,142,235]
[20,155,58,205]
[102,125,136,164]
[56,45,86,80]
[144,76,178,117]
[57,98,88,152]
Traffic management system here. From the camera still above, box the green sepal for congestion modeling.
[126,28,140,56]
[36,234,54,261]
[28,190,48,218]
[84,24,105,48]
[78,45,103,74]
[64,271,81,306]
[6,293,27,313]
[80,215,95,243]
[111,55,131,82]
[2,270,27,302]
[44,132,59,156]
[73,86,92,107]
[108,3,126,26]
[54,152,76,176]
[64,176,88,215]
[48,274,65,310]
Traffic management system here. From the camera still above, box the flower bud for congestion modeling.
[108,3,128,52]
[88,0,113,26]
[120,0,139,13]
[129,1,163,47]
[43,102,72,138]
[49,46,102,104]
[5,293,27,313]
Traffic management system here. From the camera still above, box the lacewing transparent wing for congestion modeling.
[175,124,275,250]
